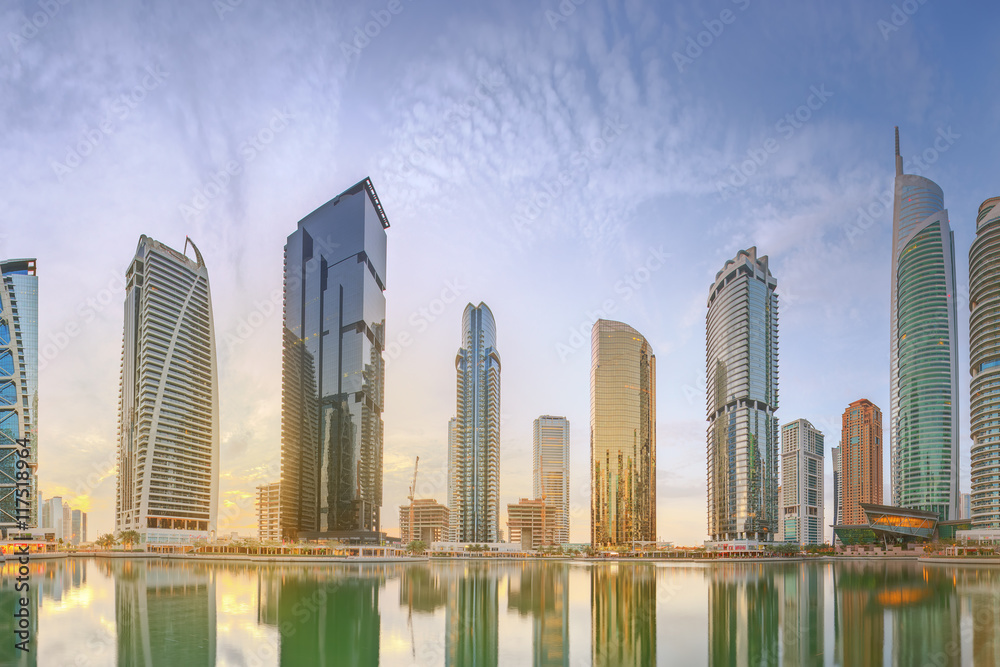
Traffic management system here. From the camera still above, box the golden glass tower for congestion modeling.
[590,319,656,548]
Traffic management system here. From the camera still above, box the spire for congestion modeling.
[894,126,903,176]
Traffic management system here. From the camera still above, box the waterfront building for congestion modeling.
[890,128,960,520]
[507,498,557,550]
[280,177,389,540]
[706,247,779,543]
[256,482,280,543]
[590,319,656,548]
[969,196,1000,529]
[832,445,842,533]
[451,302,502,543]
[780,419,824,546]
[399,498,450,544]
[841,399,883,525]
[70,509,86,545]
[960,493,971,521]
[41,496,66,541]
[533,415,570,545]
[115,236,219,545]
[446,417,458,541]
[0,258,38,535]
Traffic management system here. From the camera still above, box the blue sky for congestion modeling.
[2,0,998,544]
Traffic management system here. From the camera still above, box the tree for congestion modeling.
[118,530,141,550]
[96,534,117,550]
[583,545,596,557]
[407,540,427,555]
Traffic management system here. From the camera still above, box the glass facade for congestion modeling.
[0,259,38,535]
[890,130,960,520]
[969,196,1000,529]
[533,415,570,545]
[706,247,779,542]
[590,319,656,547]
[281,177,388,539]
[116,237,218,543]
[451,302,501,543]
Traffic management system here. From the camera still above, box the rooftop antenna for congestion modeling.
[895,126,903,176]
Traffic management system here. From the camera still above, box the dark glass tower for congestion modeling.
[281,177,389,539]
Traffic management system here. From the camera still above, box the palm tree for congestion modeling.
[118,530,141,550]
[96,533,117,550]
[407,540,427,555]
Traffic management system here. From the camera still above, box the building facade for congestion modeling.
[841,399,883,526]
[590,319,656,548]
[446,417,458,541]
[0,258,38,535]
[257,482,280,543]
[507,498,557,550]
[399,498,449,544]
[969,196,1000,529]
[706,247,779,543]
[70,509,86,545]
[450,302,501,543]
[831,445,842,530]
[890,128,960,520]
[116,236,219,545]
[280,177,389,540]
[533,415,570,545]
[781,419,824,545]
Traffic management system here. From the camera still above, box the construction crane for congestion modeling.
[407,456,420,543]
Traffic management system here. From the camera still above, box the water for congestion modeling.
[1,557,998,666]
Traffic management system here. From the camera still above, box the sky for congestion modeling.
[2,0,998,545]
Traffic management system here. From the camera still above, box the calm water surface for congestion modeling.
[1,557,998,666]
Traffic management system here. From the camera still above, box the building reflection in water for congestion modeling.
[708,563,783,666]
[257,563,390,666]
[591,562,655,666]
[114,559,216,666]
[507,561,569,667]
[443,563,499,667]
[956,569,1000,664]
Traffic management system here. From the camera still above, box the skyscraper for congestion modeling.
[446,416,458,541]
[780,419,824,545]
[969,196,1000,529]
[451,302,501,543]
[0,258,38,535]
[533,415,570,545]
[590,319,656,548]
[840,399,882,525]
[831,445,842,537]
[116,236,219,545]
[890,128,960,520]
[706,247,779,543]
[281,177,389,540]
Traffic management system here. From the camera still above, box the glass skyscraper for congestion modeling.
[281,177,388,539]
[969,196,1000,529]
[533,415,570,545]
[450,302,501,543]
[706,247,779,543]
[116,237,219,544]
[590,319,656,548]
[0,259,38,535]
[780,419,824,546]
[890,128,960,520]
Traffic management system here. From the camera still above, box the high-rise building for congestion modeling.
[890,128,960,520]
[590,319,656,548]
[840,399,882,526]
[706,247,779,543]
[446,417,458,541]
[41,496,66,540]
[257,482,280,543]
[71,509,84,546]
[116,236,219,545]
[451,302,501,543]
[781,419,824,545]
[831,445,842,538]
[280,177,389,540]
[969,196,1000,529]
[0,258,38,535]
[960,493,972,521]
[533,415,570,545]
[399,498,449,544]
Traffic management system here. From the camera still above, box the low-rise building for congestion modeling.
[399,499,450,544]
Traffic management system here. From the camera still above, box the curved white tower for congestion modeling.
[116,236,219,545]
